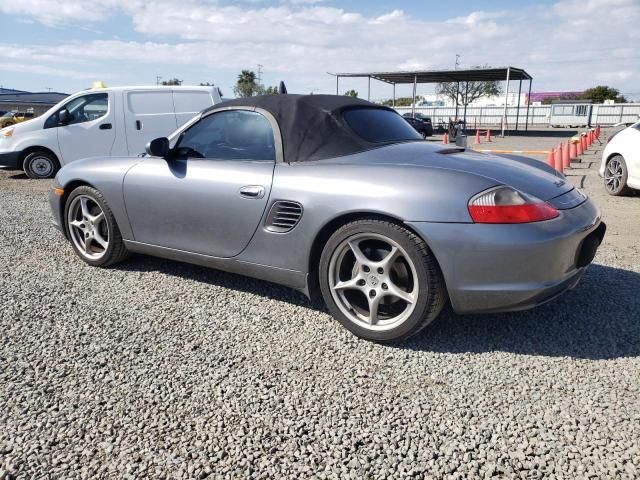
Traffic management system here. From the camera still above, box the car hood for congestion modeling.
[331,141,572,201]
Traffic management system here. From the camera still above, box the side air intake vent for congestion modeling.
[265,201,303,233]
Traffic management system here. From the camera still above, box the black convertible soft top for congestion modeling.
[205,94,412,163]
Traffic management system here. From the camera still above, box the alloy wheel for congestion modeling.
[328,233,419,331]
[604,157,623,193]
[67,195,110,260]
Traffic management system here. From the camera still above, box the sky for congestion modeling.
[0,0,638,100]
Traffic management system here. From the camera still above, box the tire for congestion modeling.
[604,154,632,196]
[319,219,447,343]
[24,150,59,179]
[64,186,129,267]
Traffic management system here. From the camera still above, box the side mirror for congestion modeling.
[58,109,70,125]
[146,137,170,157]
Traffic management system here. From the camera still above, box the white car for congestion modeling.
[599,121,640,195]
[0,85,222,179]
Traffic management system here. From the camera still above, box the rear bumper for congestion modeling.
[0,151,21,169]
[408,198,605,314]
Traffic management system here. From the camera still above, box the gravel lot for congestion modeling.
[1,132,639,479]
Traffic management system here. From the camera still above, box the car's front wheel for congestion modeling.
[24,150,59,179]
[604,154,632,196]
[64,186,129,267]
[319,219,447,343]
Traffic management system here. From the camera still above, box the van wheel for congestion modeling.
[24,151,59,179]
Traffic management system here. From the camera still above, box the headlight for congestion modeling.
[1,127,14,138]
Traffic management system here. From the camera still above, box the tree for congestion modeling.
[436,66,502,106]
[581,86,627,104]
[344,89,358,98]
[264,85,279,95]
[380,97,414,107]
[161,78,182,86]
[233,70,263,98]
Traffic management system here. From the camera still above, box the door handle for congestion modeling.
[99,123,112,130]
[239,185,265,199]
[135,120,142,130]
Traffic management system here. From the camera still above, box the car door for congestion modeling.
[123,90,178,156]
[623,123,640,185]
[56,92,116,163]
[123,109,276,258]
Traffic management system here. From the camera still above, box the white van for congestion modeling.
[0,85,222,178]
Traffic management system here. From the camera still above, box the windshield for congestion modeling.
[343,108,422,143]
[1,112,15,118]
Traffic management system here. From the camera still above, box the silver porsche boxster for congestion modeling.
[49,95,606,342]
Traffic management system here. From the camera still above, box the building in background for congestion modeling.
[0,89,68,116]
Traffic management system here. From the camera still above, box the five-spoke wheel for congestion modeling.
[328,233,418,331]
[320,219,446,343]
[64,186,129,267]
[68,195,110,261]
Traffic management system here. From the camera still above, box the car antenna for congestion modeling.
[278,81,288,95]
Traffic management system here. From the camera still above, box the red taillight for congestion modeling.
[468,186,559,224]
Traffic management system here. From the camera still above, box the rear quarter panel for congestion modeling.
[237,161,497,274]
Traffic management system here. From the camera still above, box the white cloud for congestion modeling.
[1,0,638,96]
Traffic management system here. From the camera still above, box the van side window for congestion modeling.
[45,93,108,128]
[176,110,275,161]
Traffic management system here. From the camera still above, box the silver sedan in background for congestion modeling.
[49,94,605,342]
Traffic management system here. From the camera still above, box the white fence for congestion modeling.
[394,103,640,129]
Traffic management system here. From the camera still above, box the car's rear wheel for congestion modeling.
[24,151,59,179]
[64,186,129,267]
[319,219,447,343]
[604,154,631,196]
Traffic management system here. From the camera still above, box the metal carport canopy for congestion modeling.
[330,67,534,134]
[333,67,532,84]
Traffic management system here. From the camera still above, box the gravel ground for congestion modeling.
[1,133,639,479]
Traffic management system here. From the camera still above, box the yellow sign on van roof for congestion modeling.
[91,80,107,89]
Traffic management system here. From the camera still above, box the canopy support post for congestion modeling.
[501,67,511,137]
[455,81,460,119]
[412,75,417,117]
[336,75,339,95]
[463,81,469,133]
[515,78,522,131]
[524,78,532,132]
[368,75,371,101]
[392,83,396,108]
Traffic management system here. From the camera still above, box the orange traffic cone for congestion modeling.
[555,143,564,172]
[563,141,571,169]
[569,141,577,160]
[485,129,492,142]
[577,138,583,156]
[442,132,449,145]
[475,129,481,144]
[581,134,587,151]
[547,148,555,169]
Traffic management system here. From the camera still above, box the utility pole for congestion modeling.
[156,76,162,86]
[455,54,460,70]
[257,64,263,84]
